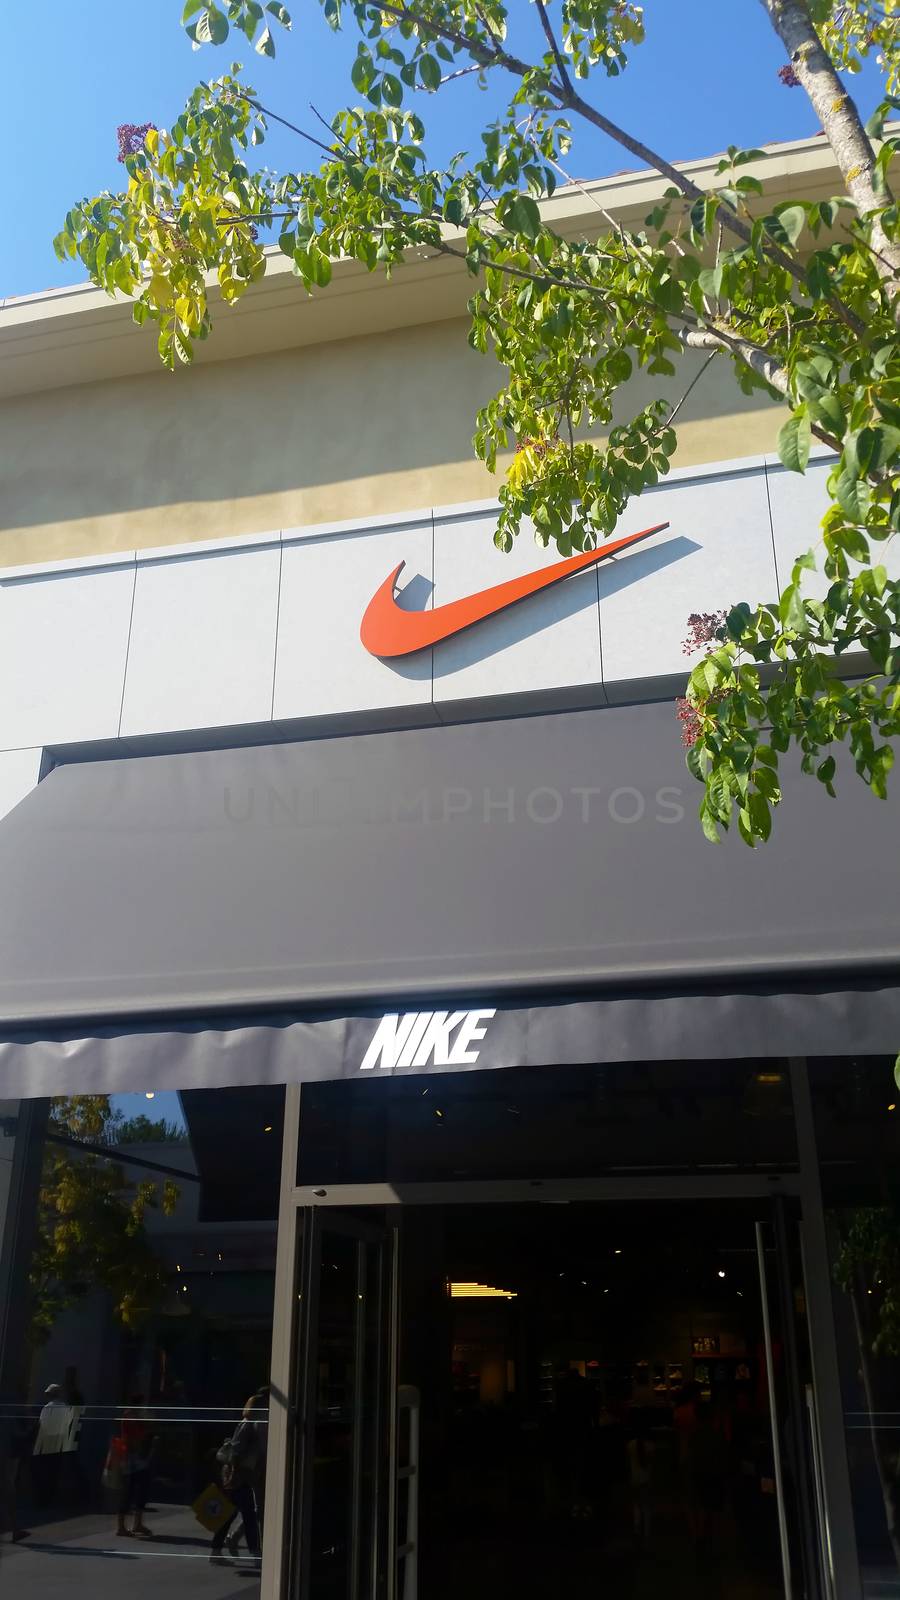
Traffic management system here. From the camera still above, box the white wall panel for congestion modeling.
[274,520,434,723]
[432,509,603,707]
[0,748,42,822]
[0,562,135,747]
[767,455,832,600]
[768,453,900,599]
[598,466,778,699]
[120,539,281,737]
[1,457,889,761]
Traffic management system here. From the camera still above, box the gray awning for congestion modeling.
[0,700,897,1094]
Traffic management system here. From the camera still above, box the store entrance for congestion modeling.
[399,1199,807,1600]
[291,1194,822,1600]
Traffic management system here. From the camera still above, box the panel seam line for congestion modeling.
[116,555,139,738]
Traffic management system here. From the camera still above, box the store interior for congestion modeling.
[398,1201,794,1600]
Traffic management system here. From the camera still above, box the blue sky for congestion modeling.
[1,2,887,301]
[110,1090,187,1134]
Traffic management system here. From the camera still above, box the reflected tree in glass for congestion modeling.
[28,1096,179,1346]
[835,1205,900,1571]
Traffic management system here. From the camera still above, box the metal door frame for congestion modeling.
[292,1207,397,1600]
[262,1069,862,1600]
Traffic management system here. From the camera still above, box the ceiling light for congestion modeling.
[263,1125,273,1133]
[450,1282,517,1299]
[718,1270,726,1279]
[889,1105,897,1113]
[145,1092,155,1100]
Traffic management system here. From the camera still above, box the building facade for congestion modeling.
[0,136,898,1600]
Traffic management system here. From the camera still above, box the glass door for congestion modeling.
[291,1209,397,1600]
[757,1197,827,1599]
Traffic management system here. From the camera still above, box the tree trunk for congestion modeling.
[761,0,900,293]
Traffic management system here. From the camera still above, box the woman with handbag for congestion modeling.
[209,1392,266,1565]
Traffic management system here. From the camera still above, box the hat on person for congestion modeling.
[44,1383,62,1397]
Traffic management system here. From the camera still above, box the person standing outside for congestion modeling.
[210,1393,266,1565]
[32,1383,70,1507]
[115,1396,155,1540]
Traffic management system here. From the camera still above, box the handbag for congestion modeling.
[192,1480,236,1533]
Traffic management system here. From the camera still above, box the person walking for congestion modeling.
[210,1393,266,1565]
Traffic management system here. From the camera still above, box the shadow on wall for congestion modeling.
[420,535,699,674]
[0,315,779,538]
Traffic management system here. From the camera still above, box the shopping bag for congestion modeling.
[192,1481,236,1533]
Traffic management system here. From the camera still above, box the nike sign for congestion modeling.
[360,521,670,657]
[360,1009,497,1072]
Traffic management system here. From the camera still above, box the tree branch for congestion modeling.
[761,0,900,294]
[663,350,719,429]
[535,0,574,95]
[372,0,863,329]
[681,325,840,451]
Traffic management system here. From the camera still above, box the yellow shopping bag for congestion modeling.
[192,1482,236,1533]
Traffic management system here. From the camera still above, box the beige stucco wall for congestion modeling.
[0,311,782,569]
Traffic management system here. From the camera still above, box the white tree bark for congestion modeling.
[761,0,900,291]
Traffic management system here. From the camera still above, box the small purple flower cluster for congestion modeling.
[777,63,801,87]
[681,611,728,657]
[117,123,157,163]
[675,696,702,749]
[515,436,558,458]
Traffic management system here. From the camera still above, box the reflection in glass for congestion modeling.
[298,1059,798,1187]
[0,1087,282,1599]
[812,1056,900,1595]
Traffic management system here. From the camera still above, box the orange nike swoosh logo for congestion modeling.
[360,522,670,658]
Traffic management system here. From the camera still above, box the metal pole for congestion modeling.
[772,1194,823,1598]
[790,1059,862,1600]
[756,1220,793,1598]
[260,1081,302,1600]
[0,1099,49,1402]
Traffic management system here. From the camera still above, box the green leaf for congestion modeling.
[196,5,229,44]
[686,745,704,780]
[778,410,811,474]
[863,424,900,471]
[419,53,442,91]
[773,203,807,245]
[381,72,403,107]
[266,1,291,23]
[833,469,872,523]
[697,264,723,298]
[255,24,275,55]
[351,51,373,94]
[779,582,807,632]
[648,270,684,312]
[501,193,542,240]
[747,791,772,841]
[699,801,721,843]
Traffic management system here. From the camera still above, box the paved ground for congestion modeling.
[0,1505,261,1599]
